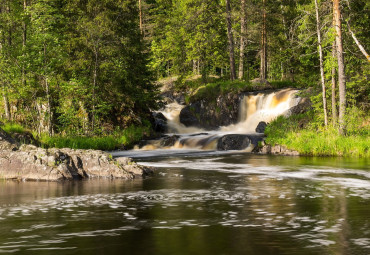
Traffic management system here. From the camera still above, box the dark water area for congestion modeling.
[0,153,369,255]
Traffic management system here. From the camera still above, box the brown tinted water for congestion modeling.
[0,152,369,255]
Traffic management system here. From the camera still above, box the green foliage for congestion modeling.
[41,135,118,151]
[172,76,302,103]
[189,80,252,102]
[118,124,152,147]
[265,111,370,157]
[0,0,159,137]
[269,81,302,89]
[1,123,26,134]
[0,0,368,151]
[40,123,153,150]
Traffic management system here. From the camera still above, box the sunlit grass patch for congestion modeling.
[1,123,26,134]
[40,124,153,151]
[265,112,370,157]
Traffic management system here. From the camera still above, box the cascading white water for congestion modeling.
[221,89,299,133]
[140,88,300,150]
[161,88,299,135]
[160,102,204,134]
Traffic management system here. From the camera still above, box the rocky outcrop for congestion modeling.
[217,135,251,150]
[12,131,40,146]
[0,127,154,181]
[152,112,167,133]
[284,97,312,116]
[255,121,268,133]
[159,135,180,147]
[0,128,19,151]
[217,134,265,151]
[250,78,272,88]
[179,93,240,129]
[254,144,299,156]
[179,104,202,128]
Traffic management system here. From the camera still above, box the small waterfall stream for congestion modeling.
[140,88,300,151]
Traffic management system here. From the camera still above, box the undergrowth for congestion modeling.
[40,124,152,150]
[265,111,370,157]
[0,120,152,151]
[1,123,25,134]
[171,76,301,103]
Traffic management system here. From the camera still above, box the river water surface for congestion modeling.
[0,152,369,255]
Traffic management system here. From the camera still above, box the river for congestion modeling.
[0,152,369,255]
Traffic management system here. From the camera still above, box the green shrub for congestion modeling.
[189,80,252,102]
[118,124,152,147]
[40,122,153,150]
[265,111,369,157]
[41,135,118,150]
[269,80,301,89]
[1,123,25,134]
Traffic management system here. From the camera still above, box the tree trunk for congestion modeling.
[22,0,27,87]
[45,77,53,136]
[260,0,267,80]
[193,60,198,75]
[333,0,346,135]
[139,0,143,34]
[280,48,285,80]
[314,0,328,127]
[331,39,338,125]
[280,5,288,81]
[3,1,12,121]
[44,43,53,136]
[92,49,98,132]
[226,0,236,81]
[346,22,370,62]
[2,84,10,121]
[238,0,247,80]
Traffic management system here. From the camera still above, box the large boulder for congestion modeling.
[254,144,299,156]
[285,97,312,116]
[12,131,40,146]
[152,112,167,133]
[250,78,272,89]
[217,135,252,150]
[179,93,240,129]
[255,121,268,133]
[160,135,180,147]
[179,103,201,128]
[0,127,19,151]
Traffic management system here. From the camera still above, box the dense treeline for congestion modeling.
[0,0,158,136]
[146,0,369,133]
[0,0,369,141]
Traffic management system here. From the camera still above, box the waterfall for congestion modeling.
[221,89,299,133]
[140,88,299,150]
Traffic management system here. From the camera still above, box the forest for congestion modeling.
[0,0,369,154]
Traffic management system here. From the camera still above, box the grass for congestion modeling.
[265,113,370,157]
[1,120,152,151]
[40,135,119,151]
[40,124,152,151]
[1,123,26,134]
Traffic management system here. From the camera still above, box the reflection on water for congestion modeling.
[0,154,369,255]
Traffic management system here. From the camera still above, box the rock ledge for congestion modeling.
[0,128,153,181]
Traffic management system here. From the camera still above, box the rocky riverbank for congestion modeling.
[0,128,153,181]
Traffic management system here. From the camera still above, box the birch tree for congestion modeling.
[314,0,328,126]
